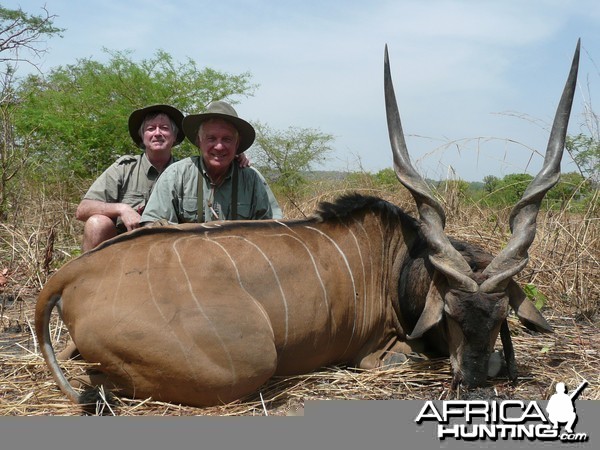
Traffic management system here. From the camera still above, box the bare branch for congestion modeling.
[0,5,64,69]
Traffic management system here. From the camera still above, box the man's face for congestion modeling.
[198,119,239,176]
[142,113,177,153]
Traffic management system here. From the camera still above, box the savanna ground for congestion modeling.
[0,178,598,416]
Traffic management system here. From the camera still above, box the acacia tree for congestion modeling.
[566,133,600,185]
[14,49,257,178]
[251,121,334,197]
[0,5,63,68]
[0,4,63,216]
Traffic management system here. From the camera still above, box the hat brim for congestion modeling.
[128,104,185,148]
[182,113,255,154]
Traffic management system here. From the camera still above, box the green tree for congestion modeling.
[498,173,533,205]
[251,121,334,197]
[0,4,63,217]
[480,171,594,209]
[374,168,397,187]
[546,172,593,206]
[566,133,600,184]
[480,173,533,207]
[0,5,63,67]
[13,49,257,177]
[483,175,500,194]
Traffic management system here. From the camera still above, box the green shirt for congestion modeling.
[141,156,273,224]
[83,153,175,211]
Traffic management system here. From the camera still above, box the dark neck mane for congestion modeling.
[315,193,417,229]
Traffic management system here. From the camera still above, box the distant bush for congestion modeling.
[472,172,594,211]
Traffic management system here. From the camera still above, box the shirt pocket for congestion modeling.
[121,191,146,209]
[181,197,199,223]
[235,202,252,220]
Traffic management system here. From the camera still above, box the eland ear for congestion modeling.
[507,280,553,333]
[408,272,445,339]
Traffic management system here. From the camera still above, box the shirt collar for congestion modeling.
[141,152,175,176]
[199,156,234,183]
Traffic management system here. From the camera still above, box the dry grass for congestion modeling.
[0,180,598,416]
[1,314,597,416]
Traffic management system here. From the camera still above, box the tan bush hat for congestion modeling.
[128,104,185,148]
[182,101,255,154]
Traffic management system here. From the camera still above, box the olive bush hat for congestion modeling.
[182,101,256,154]
[128,104,185,148]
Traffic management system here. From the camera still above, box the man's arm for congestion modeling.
[249,166,282,219]
[249,175,274,220]
[76,199,142,231]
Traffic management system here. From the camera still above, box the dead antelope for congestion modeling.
[35,40,579,407]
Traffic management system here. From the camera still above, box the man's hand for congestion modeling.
[235,152,251,168]
[120,205,143,231]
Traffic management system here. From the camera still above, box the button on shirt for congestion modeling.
[141,156,273,224]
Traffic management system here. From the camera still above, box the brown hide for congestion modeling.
[36,198,419,407]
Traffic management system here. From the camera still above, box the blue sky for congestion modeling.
[10,0,600,181]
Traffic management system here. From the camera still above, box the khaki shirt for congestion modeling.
[141,156,273,224]
[84,153,175,210]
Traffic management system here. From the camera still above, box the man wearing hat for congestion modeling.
[141,101,277,224]
[75,104,185,252]
[57,104,185,361]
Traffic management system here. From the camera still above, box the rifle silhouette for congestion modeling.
[569,380,588,401]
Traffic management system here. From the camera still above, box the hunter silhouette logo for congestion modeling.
[415,379,590,442]
[546,380,587,435]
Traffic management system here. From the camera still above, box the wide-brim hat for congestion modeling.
[128,104,185,148]
[182,101,255,154]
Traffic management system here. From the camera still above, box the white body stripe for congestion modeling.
[172,236,237,384]
[304,225,358,350]
[213,235,290,348]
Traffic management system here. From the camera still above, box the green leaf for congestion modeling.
[523,283,548,311]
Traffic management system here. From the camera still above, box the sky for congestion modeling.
[9,0,600,181]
